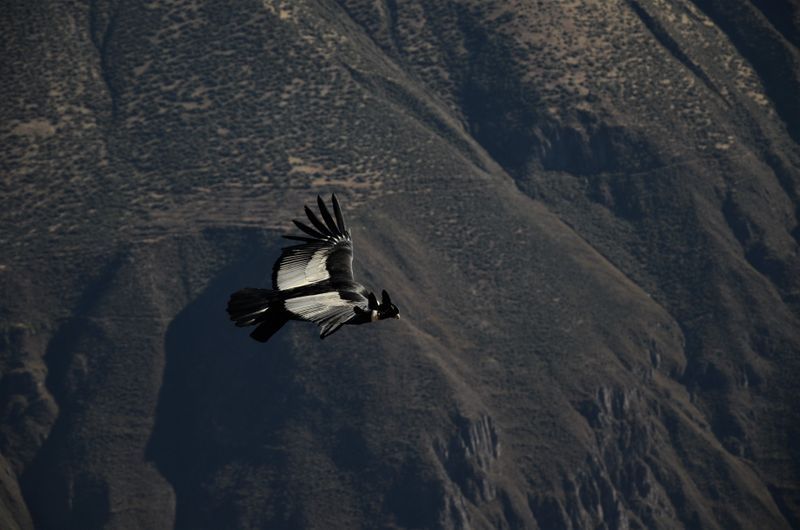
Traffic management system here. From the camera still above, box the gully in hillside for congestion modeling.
[227,194,400,342]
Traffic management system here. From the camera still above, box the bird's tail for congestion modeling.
[227,288,276,326]
[227,288,289,342]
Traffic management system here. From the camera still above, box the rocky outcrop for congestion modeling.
[436,414,500,506]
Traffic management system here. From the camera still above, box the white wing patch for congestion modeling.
[284,291,365,338]
[274,235,350,291]
[276,248,330,290]
[284,292,346,320]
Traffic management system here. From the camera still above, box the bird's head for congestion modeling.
[377,289,400,320]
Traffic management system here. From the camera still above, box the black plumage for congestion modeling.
[227,194,400,342]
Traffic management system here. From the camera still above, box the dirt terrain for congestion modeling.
[1,1,799,528]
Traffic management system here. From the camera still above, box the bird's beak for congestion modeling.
[395,314,400,319]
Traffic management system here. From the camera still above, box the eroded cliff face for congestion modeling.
[1,0,798,528]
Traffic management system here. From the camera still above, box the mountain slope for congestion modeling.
[1,1,798,528]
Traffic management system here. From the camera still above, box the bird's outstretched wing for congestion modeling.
[272,194,353,291]
[284,290,368,338]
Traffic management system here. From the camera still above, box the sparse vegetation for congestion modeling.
[1,0,799,529]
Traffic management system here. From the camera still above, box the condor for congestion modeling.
[227,194,400,342]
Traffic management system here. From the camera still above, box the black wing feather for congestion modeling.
[305,205,333,236]
[293,219,327,239]
[331,194,347,233]
[317,195,340,235]
[321,321,346,339]
[367,292,378,310]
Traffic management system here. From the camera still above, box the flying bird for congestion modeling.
[227,194,400,342]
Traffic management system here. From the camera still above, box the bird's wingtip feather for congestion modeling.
[331,193,347,233]
[293,219,326,239]
[317,195,340,235]
[304,205,332,236]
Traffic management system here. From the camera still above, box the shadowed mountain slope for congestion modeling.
[1,1,799,529]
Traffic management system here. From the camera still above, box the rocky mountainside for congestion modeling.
[2,0,799,528]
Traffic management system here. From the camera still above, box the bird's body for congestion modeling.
[227,194,399,342]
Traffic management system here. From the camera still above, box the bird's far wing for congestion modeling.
[284,290,368,338]
[272,194,354,291]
